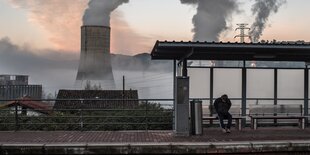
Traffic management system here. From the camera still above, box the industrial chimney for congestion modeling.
[76,26,115,89]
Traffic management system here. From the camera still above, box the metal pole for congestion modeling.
[304,66,309,127]
[274,69,278,125]
[210,67,214,117]
[145,100,149,130]
[182,59,188,77]
[123,76,125,93]
[241,61,247,127]
[14,101,19,131]
[123,76,125,105]
[274,69,278,105]
[79,109,83,131]
[173,60,176,131]
[190,100,195,135]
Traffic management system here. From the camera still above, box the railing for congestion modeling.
[1,98,309,131]
[0,99,174,131]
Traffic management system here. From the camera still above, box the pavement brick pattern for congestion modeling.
[0,128,310,144]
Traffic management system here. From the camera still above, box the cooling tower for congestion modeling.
[76,26,115,89]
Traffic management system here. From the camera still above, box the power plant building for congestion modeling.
[76,26,115,89]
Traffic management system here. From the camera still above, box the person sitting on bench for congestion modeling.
[214,94,232,133]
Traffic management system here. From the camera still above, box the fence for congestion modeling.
[1,97,309,131]
[0,99,174,131]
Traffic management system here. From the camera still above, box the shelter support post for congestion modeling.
[210,67,214,117]
[173,60,176,131]
[241,65,247,127]
[182,59,188,77]
[274,69,278,106]
[274,69,278,125]
[304,67,309,127]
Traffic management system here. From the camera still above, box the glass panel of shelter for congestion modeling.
[188,63,308,123]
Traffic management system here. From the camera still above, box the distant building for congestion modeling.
[54,89,139,110]
[0,96,52,116]
[0,75,42,101]
[0,75,28,85]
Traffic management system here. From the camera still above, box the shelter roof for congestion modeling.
[151,41,310,61]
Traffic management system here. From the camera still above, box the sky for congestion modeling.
[1,0,310,97]
[0,0,309,55]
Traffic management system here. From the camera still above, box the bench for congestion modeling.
[202,105,244,130]
[250,115,305,130]
[203,116,244,130]
[249,104,306,130]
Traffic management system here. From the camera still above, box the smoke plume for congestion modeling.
[180,0,238,41]
[0,37,79,95]
[8,0,148,55]
[83,0,129,26]
[9,0,88,52]
[0,37,172,98]
[249,0,286,42]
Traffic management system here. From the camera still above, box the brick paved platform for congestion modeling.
[1,128,310,143]
[1,128,310,154]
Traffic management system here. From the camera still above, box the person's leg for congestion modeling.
[226,113,232,130]
[218,114,225,129]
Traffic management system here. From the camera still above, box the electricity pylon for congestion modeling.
[234,23,250,43]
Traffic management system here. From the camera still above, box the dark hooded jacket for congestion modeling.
[214,97,231,114]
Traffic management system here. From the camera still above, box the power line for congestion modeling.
[126,77,172,85]
[115,72,172,83]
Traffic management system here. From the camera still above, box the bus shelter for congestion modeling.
[151,41,310,136]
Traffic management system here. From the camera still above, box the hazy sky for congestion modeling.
[0,0,310,98]
[0,0,310,55]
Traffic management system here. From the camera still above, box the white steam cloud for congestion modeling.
[9,0,87,51]
[250,0,286,42]
[83,0,129,26]
[180,0,238,41]
[0,37,172,98]
[0,37,79,95]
